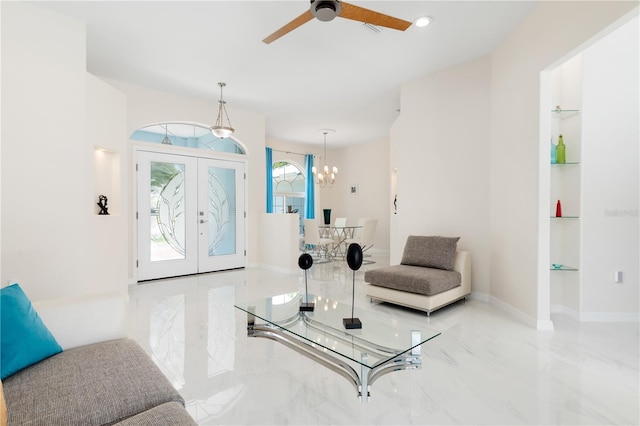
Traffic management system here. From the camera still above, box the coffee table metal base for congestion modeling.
[246,311,422,402]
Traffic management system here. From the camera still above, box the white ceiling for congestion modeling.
[31,1,538,146]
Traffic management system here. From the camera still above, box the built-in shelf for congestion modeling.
[548,57,583,312]
[94,147,120,216]
[551,109,580,119]
[550,265,579,271]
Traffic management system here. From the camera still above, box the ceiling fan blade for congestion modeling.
[263,10,314,44]
[339,2,412,31]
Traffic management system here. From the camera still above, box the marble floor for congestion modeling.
[128,253,639,425]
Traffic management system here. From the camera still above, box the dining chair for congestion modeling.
[332,217,348,247]
[349,217,371,240]
[303,219,334,261]
[344,218,377,263]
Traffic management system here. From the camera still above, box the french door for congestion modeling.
[136,151,245,281]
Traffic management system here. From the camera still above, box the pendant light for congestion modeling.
[312,130,338,188]
[211,82,235,138]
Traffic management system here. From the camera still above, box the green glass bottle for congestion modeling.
[556,134,566,164]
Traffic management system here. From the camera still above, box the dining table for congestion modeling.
[318,225,362,259]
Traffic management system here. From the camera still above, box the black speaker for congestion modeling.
[343,243,362,329]
[298,253,313,270]
[298,253,314,312]
[346,243,363,271]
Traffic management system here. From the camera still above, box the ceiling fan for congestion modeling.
[263,0,412,44]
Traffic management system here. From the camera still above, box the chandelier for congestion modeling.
[211,82,234,138]
[312,130,338,187]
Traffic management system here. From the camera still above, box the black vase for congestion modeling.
[323,209,331,225]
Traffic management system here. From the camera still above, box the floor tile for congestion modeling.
[128,252,639,425]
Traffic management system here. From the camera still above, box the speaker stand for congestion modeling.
[343,317,362,329]
[300,302,315,312]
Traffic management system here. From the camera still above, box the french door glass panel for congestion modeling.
[137,152,198,281]
[197,158,245,273]
[150,161,186,261]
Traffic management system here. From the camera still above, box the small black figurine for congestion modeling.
[97,195,109,215]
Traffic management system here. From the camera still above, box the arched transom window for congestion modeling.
[131,122,246,154]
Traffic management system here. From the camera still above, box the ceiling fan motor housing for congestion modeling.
[311,0,342,22]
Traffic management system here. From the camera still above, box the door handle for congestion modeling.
[200,219,208,224]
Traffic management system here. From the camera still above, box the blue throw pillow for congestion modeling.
[1,283,62,379]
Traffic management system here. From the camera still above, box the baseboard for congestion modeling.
[551,304,580,320]
[469,291,490,302]
[536,319,555,330]
[551,305,639,322]
[579,312,639,322]
[489,295,554,330]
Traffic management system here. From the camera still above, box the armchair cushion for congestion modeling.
[401,235,460,271]
[365,264,461,296]
[3,339,186,425]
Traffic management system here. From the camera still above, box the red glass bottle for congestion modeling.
[556,200,562,217]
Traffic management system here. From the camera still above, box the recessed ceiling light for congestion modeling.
[414,16,432,28]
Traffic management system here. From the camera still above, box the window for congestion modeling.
[131,122,246,154]
[272,161,305,233]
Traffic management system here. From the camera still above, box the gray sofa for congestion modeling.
[1,292,197,425]
[364,236,471,316]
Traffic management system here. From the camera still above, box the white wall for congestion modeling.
[87,75,129,297]
[392,1,637,326]
[328,139,390,252]
[394,55,492,295]
[490,1,637,326]
[390,118,402,261]
[580,16,639,319]
[1,2,128,300]
[258,213,299,274]
[104,79,266,276]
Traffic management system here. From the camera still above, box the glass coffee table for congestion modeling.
[234,292,440,402]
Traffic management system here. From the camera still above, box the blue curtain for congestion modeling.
[265,147,274,213]
[305,154,315,219]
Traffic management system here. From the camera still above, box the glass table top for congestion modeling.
[234,292,441,368]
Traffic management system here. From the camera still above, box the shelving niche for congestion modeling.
[549,54,582,312]
[94,147,121,216]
